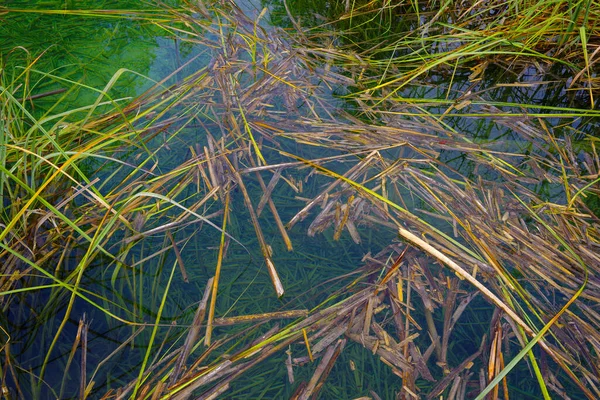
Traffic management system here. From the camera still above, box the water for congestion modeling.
[1,1,595,399]
[1,2,395,397]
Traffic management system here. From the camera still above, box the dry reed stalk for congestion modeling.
[80,319,88,400]
[252,165,293,251]
[213,310,309,326]
[293,339,345,400]
[58,318,83,399]
[205,191,230,346]
[228,158,285,297]
[170,277,214,386]
[167,231,189,283]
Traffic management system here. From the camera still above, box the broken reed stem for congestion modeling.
[59,318,83,399]
[170,277,213,386]
[296,339,345,400]
[252,165,293,251]
[213,310,309,326]
[167,230,189,283]
[80,318,88,400]
[206,191,230,346]
[227,157,285,297]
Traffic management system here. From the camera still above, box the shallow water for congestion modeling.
[1,1,396,397]
[1,1,595,399]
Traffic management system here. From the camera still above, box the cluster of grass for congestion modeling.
[1,0,599,398]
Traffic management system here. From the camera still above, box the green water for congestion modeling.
[1,0,596,399]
